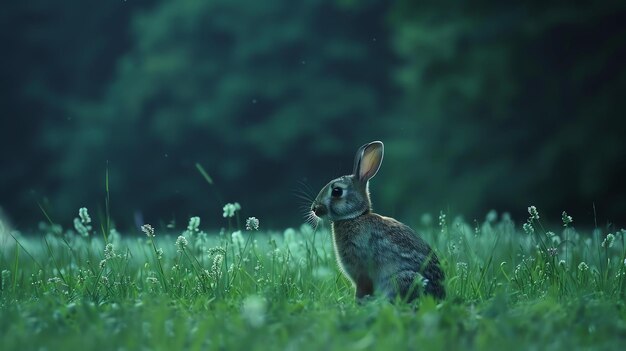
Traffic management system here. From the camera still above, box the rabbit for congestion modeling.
[310,141,445,302]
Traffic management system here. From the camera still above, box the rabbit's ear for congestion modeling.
[353,141,384,182]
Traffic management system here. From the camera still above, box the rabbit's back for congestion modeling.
[332,213,445,300]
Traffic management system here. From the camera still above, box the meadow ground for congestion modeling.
[1,206,625,350]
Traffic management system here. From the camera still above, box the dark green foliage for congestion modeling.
[39,0,396,228]
[383,1,626,221]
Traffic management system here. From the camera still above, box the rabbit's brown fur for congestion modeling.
[312,141,445,302]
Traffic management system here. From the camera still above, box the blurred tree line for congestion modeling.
[2,0,625,231]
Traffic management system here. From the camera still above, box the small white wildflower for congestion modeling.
[74,217,90,237]
[79,207,91,224]
[222,203,240,218]
[578,262,589,272]
[210,254,223,280]
[562,211,573,227]
[547,247,558,256]
[546,231,555,237]
[523,222,534,235]
[156,248,164,260]
[146,277,159,285]
[559,260,566,267]
[527,206,539,220]
[175,235,188,253]
[245,217,260,231]
[187,217,200,232]
[242,295,267,328]
[99,259,107,269]
[141,224,155,238]
[104,243,115,260]
[601,233,615,248]
[208,247,226,256]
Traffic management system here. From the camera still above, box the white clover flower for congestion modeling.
[245,217,260,231]
[527,206,539,220]
[222,203,241,218]
[562,211,573,227]
[79,207,91,224]
[601,233,615,248]
[578,262,589,272]
[523,222,534,235]
[74,217,90,237]
[175,235,188,253]
[187,217,201,232]
[141,224,155,238]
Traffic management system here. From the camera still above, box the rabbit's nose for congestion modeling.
[312,203,327,217]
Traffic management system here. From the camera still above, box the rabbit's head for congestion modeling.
[311,141,384,221]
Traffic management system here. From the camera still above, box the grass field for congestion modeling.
[1,205,625,350]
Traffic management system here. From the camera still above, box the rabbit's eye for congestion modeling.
[331,187,343,198]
